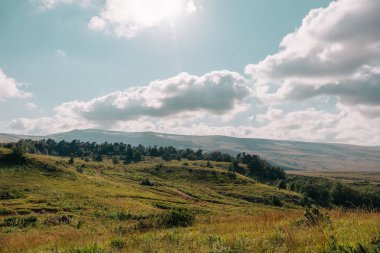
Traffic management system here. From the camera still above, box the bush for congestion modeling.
[141,178,155,186]
[2,147,27,164]
[157,209,195,228]
[113,211,133,221]
[304,205,331,226]
[110,238,127,250]
[112,156,120,165]
[0,191,22,200]
[1,216,38,228]
[76,165,84,173]
[0,208,14,215]
[271,196,283,207]
[68,244,104,253]
[43,215,72,226]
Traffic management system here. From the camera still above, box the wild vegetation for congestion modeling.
[0,142,379,252]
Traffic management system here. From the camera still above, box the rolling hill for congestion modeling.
[1,129,380,172]
[0,147,379,252]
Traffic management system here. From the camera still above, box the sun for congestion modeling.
[131,0,184,27]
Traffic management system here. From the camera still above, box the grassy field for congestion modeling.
[0,148,379,252]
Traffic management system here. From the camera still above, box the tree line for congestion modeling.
[285,175,380,209]
[1,139,285,182]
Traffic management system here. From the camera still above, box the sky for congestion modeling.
[0,0,379,146]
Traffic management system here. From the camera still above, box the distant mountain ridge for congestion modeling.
[1,129,380,172]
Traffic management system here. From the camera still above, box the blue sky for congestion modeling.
[1,0,379,145]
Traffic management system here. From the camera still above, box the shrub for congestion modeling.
[113,211,133,221]
[110,238,127,250]
[43,215,72,226]
[227,172,237,180]
[157,209,195,228]
[0,209,14,215]
[304,205,331,226]
[112,156,120,164]
[76,165,84,173]
[68,244,104,253]
[9,146,27,162]
[0,191,22,200]
[326,235,380,253]
[1,216,38,228]
[271,196,283,207]
[141,178,155,186]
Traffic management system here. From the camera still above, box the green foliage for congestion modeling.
[112,156,120,164]
[157,209,195,228]
[110,237,127,250]
[7,139,289,183]
[286,175,380,209]
[68,244,104,253]
[94,154,103,162]
[0,190,22,200]
[11,146,26,160]
[43,215,72,226]
[271,196,283,207]
[76,164,84,173]
[239,154,285,181]
[141,178,155,186]
[277,180,287,189]
[326,235,380,253]
[303,205,331,226]
[1,216,38,228]
[0,208,14,215]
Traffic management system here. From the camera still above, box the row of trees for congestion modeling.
[2,139,286,182]
[285,175,380,209]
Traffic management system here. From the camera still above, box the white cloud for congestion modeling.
[246,0,380,118]
[55,49,67,57]
[0,69,31,101]
[25,102,37,110]
[31,0,92,9]
[256,107,283,123]
[88,0,198,38]
[18,0,380,145]
[6,71,250,134]
[55,71,250,122]
[186,0,197,13]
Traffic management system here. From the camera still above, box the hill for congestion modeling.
[0,148,379,252]
[2,129,380,172]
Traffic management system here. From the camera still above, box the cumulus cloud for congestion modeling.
[0,69,31,101]
[246,0,380,117]
[55,71,249,122]
[7,71,250,134]
[17,0,380,145]
[88,0,198,38]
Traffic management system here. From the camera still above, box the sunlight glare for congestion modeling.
[131,0,184,27]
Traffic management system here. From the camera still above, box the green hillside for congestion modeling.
[0,148,379,252]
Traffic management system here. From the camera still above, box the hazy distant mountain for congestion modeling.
[1,129,380,172]
[0,133,41,143]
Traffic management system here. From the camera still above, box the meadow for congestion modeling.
[0,148,379,252]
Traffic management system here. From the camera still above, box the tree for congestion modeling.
[112,156,120,165]
[94,154,103,162]
[9,146,26,162]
